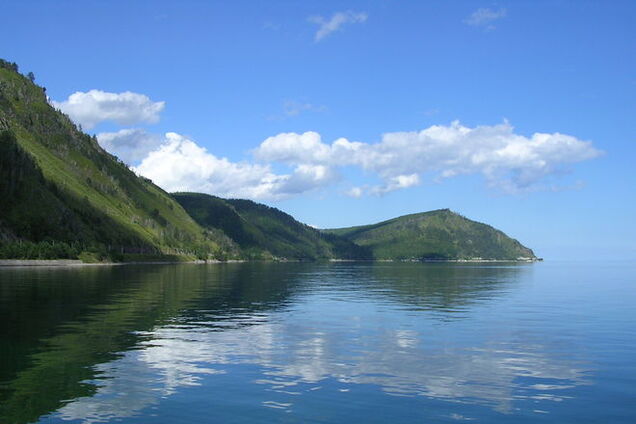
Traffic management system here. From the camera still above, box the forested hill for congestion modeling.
[0,59,537,262]
[0,59,235,261]
[173,192,371,260]
[324,209,537,261]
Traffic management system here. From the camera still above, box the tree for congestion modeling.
[27,71,35,82]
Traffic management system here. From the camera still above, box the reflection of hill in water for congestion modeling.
[364,262,530,314]
[0,262,583,424]
[0,263,302,424]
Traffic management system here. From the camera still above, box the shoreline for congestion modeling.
[0,258,541,268]
[0,259,247,268]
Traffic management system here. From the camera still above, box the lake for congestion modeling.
[0,261,634,423]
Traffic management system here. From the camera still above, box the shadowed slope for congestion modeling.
[173,192,371,260]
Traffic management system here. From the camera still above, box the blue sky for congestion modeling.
[3,0,635,260]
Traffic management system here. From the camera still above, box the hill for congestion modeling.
[324,209,537,261]
[172,192,371,260]
[0,59,235,261]
[0,59,537,263]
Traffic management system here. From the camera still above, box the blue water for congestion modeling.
[0,261,634,423]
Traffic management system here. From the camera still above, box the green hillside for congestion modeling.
[325,209,537,261]
[0,59,537,263]
[0,59,235,261]
[173,192,371,260]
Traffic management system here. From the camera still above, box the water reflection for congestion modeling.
[0,263,589,423]
[0,263,300,424]
[57,317,585,421]
[328,262,529,316]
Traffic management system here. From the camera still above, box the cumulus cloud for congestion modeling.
[370,174,421,196]
[346,174,421,198]
[278,164,338,195]
[345,187,364,198]
[109,122,599,200]
[309,10,368,42]
[464,8,507,30]
[97,128,163,165]
[52,90,165,129]
[132,132,334,200]
[256,131,333,164]
[253,121,602,195]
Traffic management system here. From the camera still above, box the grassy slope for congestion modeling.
[325,209,536,260]
[0,63,235,260]
[173,192,371,260]
[0,61,535,262]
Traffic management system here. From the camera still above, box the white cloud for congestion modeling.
[464,8,507,30]
[277,164,338,195]
[256,131,333,164]
[110,122,599,200]
[284,100,313,117]
[370,174,421,196]
[268,100,327,120]
[283,99,326,117]
[253,121,602,195]
[345,187,364,198]
[347,174,421,197]
[132,132,334,200]
[52,90,165,129]
[309,11,367,42]
[97,129,163,165]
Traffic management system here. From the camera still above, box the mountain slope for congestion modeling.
[173,192,371,260]
[0,59,235,260]
[325,209,536,260]
[0,60,536,263]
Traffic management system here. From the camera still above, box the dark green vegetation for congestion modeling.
[325,209,536,261]
[0,59,536,262]
[0,263,303,423]
[0,59,235,261]
[173,192,371,260]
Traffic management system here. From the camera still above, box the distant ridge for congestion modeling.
[0,59,537,262]
[324,209,537,261]
[172,192,371,260]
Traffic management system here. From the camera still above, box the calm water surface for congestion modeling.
[0,261,634,423]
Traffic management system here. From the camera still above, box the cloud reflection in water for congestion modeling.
[57,300,588,422]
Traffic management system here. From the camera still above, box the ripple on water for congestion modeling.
[0,261,633,423]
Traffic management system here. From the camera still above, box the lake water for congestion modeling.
[0,261,634,423]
